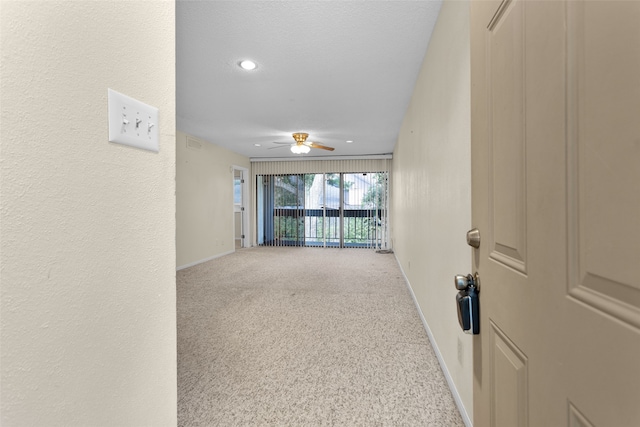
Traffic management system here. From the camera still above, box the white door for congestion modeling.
[470,1,640,426]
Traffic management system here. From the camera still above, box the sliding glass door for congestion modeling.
[342,173,387,248]
[257,172,388,249]
[257,174,305,246]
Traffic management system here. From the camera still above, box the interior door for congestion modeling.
[233,169,245,249]
[470,1,640,426]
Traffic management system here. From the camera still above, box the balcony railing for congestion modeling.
[266,208,384,248]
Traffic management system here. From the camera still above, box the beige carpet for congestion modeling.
[177,246,464,426]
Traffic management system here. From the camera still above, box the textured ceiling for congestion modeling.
[177,1,442,159]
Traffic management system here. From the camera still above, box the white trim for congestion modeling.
[250,154,393,162]
[176,250,235,271]
[395,254,473,427]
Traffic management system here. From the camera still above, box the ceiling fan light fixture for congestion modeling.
[291,144,310,154]
[292,132,309,143]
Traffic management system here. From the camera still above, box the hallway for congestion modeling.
[177,247,463,426]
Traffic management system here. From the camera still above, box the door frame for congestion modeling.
[232,165,250,249]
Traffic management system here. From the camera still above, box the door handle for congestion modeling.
[454,272,480,291]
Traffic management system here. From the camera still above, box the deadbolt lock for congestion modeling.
[466,228,481,248]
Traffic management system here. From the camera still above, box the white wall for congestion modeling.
[1,2,176,425]
[391,0,472,423]
[176,131,250,269]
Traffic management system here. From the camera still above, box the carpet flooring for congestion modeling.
[177,246,464,426]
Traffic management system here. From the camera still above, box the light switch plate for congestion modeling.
[108,89,159,152]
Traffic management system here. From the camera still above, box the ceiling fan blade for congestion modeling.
[267,144,291,150]
[271,141,292,145]
[307,142,335,151]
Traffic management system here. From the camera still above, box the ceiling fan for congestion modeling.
[269,133,335,154]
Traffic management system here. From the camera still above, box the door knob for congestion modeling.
[454,272,480,291]
[466,228,480,248]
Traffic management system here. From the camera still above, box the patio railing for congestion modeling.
[268,208,384,248]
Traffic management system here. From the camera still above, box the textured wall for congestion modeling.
[176,131,250,269]
[1,1,176,425]
[391,0,473,423]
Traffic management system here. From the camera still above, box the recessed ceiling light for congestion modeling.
[346,140,354,143]
[239,60,257,70]
[254,143,261,147]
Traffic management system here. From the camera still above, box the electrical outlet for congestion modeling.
[458,337,464,365]
[108,89,159,152]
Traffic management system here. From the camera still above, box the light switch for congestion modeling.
[108,89,159,152]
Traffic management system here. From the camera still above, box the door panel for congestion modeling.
[490,321,528,427]
[567,0,640,327]
[471,1,640,426]
[488,0,528,273]
[568,403,595,427]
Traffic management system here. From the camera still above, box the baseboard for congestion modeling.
[394,254,473,427]
[176,250,235,271]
